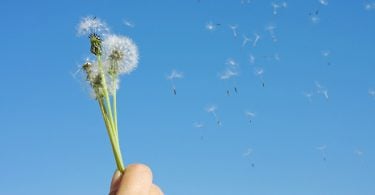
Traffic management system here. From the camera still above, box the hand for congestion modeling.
[109,164,164,195]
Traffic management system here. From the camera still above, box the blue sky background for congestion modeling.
[1,0,375,194]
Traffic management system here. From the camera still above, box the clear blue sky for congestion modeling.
[1,0,375,194]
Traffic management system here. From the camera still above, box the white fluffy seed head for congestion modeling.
[103,34,139,75]
[77,16,110,36]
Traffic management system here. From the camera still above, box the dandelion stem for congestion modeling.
[98,98,125,172]
[112,74,119,138]
[97,55,118,143]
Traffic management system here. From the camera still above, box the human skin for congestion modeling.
[109,164,164,195]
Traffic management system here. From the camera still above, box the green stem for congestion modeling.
[96,55,118,143]
[112,73,118,138]
[98,98,125,172]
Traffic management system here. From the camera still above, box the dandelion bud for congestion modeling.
[82,62,93,81]
[89,33,102,56]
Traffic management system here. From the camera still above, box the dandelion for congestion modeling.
[241,0,252,4]
[77,16,110,36]
[102,34,139,76]
[206,105,221,126]
[76,16,139,173]
[166,70,183,95]
[254,67,265,87]
[310,15,320,24]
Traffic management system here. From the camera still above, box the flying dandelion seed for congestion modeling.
[354,149,364,157]
[242,35,251,47]
[316,145,328,161]
[315,81,329,100]
[369,88,375,98]
[249,53,256,64]
[303,91,314,102]
[274,53,281,61]
[243,148,255,167]
[166,70,183,95]
[241,0,252,4]
[229,25,238,38]
[254,67,265,87]
[310,15,320,24]
[220,68,239,95]
[321,50,332,65]
[193,122,205,140]
[266,24,277,42]
[271,1,287,15]
[206,105,221,126]
[252,33,261,47]
[206,21,220,31]
[244,111,256,124]
[123,19,135,28]
[365,2,375,10]
[221,59,239,95]
[319,0,329,6]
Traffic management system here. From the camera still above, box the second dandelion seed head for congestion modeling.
[103,34,139,75]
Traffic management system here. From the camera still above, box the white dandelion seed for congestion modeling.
[271,1,287,15]
[252,33,260,47]
[243,148,256,167]
[354,149,364,157]
[369,88,375,98]
[274,53,281,61]
[219,69,238,80]
[220,59,239,95]
[77,16,110,36]
[316,145,328,161]
[166,70,184,95]
[321,50,331,57]
[315,81,329,100]
[242,35,251,47]
[319,0,328,6]
[206,21,220,31]
[123,19,135,28]
[321,50,332,65]
[102,34,139,75]
[266,24,277,42]
[254,67,265,87]
[206,105,221,126]
[310,15,320,24]
[193,122,205,128]
[226,58,239,67]
[365,2,375,10]
[241,0,252,4]
[303,91,314,102]
[249,53,255,64]
[243,148,253,157]
[229,25,238,38]
[244,111,256,123]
